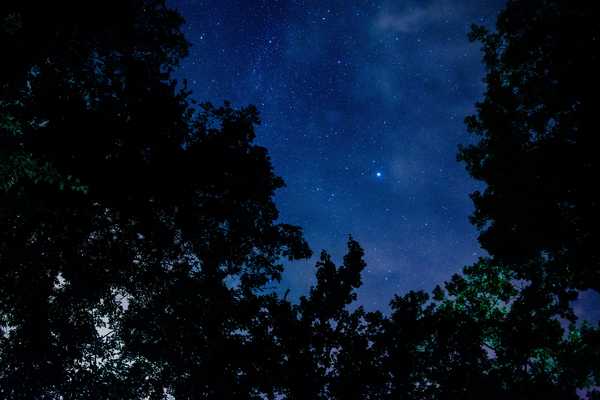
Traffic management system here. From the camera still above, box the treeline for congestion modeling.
[1,1,598,399]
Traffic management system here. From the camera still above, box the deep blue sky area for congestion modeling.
[169,0,505,309]
[168,0,538,311]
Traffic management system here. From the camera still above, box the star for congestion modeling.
[171,0,507,311]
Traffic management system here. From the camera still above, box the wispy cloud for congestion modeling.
[376,0,463,33]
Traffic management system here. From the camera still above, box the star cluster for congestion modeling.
[172,0,506,309]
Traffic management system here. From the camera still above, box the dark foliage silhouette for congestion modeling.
[1,0,599,399]
[458,0,600,294]
[1,1,309,398]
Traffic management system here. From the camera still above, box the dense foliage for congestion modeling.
[1,0,598,399]
[459,0,600,295]
[0,1,310,397]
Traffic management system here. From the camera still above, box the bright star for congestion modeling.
[376,172,382,178]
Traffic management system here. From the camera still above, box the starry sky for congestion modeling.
[168,0,518,310]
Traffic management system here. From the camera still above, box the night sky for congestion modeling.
[168,0,528,311]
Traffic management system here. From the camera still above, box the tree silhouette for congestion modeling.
[2,0,600,399]
[117,103,310,399]
[455,2,600,396]
[266,238,386,399]
[267,252,599,399]
[429,261,599,399]
[458,0,600,294]
[1,2,309,398]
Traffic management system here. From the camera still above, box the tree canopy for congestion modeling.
[1,0,599,399]
[458,0,600,294]
[1,1,310,397]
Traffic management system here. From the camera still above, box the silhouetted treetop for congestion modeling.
[459,0,600,292]
[1,2,310,398]
[2,0,599,399]
[1,0,188,190]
